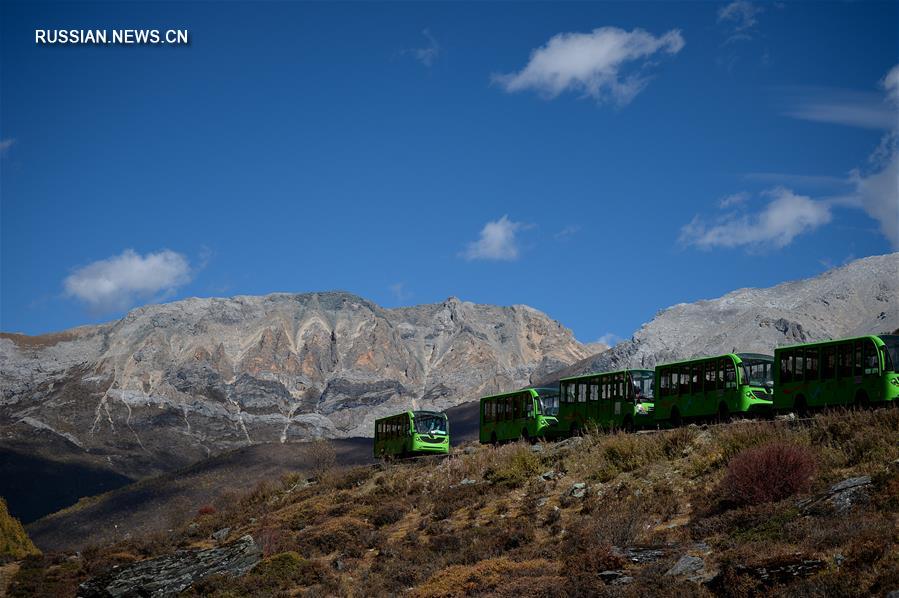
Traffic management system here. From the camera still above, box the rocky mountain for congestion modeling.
[538,252,899,384]
[0,293,591,480]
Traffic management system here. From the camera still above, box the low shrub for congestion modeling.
[720,441,816,506]
[484,445,542,488]
[195,504,216,517]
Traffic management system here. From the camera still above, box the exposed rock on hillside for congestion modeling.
[539,253,899,383]
[78,534,261,597]
[1,294,589,479]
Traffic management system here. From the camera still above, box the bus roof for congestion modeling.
[736,353,774,361]
[412,410,447,419]
[479,388,539,401]
[374,411,413,424]
[774,334,886,352]
[654,353,741,369]
[558,368,653,382]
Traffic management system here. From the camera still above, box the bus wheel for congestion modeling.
[521,429,533,444]
[622,417,634,433]
[569,423,581,438]
[855,390,870,410]
[670,407,682,428]
[717,403,731,424]
[490,432,498,447]
[794,396,808,418]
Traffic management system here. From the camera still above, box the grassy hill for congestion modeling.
[0,498,40,561]
[7,408,899,596]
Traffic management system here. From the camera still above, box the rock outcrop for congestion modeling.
[539,253,899,383]
[77,534,261,597]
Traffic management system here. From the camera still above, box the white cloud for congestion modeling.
[0,138,14,154]
[493,27,684,106]
[719,192,750,208]
[462,215,529,261]
[64,249,192,313]
[404,29,440,67]
[680,188,831,250]
[596,333,621,347]
[883,64,899,104]
[850,142,899,248]
[718,1,763,34]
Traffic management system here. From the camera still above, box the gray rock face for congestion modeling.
[1,293,590,478]
[798,476,872,515]
[539,253,899,383]
[77,534,261,597]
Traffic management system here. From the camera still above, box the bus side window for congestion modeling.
[823,346,835,378]
[839,343,852,378]
[795,352,805,382]
[805,348,819,380]
[853,341,863,376]
[724,360,736,389]
[864,340,878,375]
[780,352,792,384]
[589,379,598,401]
[659,370,668,397]
[577,382,585,403]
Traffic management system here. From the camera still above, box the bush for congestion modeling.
[721,441,817,506]
[196,504,216,517]
[484,445,542,488]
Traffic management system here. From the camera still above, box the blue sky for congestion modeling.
[1,1,897,344]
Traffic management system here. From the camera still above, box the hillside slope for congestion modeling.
[10,409,899,597]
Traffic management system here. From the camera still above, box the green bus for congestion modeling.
[373,410,449,458]
[557,369,655,434]
[773,334,899,413]
[654,353,774,425]
[479,387,560,444]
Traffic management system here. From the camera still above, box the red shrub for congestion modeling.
[721,441,816,506]
[197,505,217,516]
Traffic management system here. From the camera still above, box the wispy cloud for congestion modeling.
[680,188,831,250]
[403,29,440,67]
[0,138,15,155]
[64,249,192,313]
[493,26,684,106]
[744,172,850,190]
[718,192,750,208]
[782,88,897,130]
[554,225,581,240]
[462,215,530,261]
[389,282,411,302]
[718,1,763,40]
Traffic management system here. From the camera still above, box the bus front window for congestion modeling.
[742,358,774,387]
[629,371,654,403]
[881,336,899,372]
[534,387,560,416]
[415,414,447,435]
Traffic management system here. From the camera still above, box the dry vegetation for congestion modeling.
[6,409,899,597]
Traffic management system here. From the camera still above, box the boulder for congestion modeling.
[798,476,871,515]
[78,534,261,597]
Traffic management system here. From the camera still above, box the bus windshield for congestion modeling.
[414,413,447,435]
[629,370,654,402]
[881,335,899,372]
[741,356,774,387]
[534,387,559,416]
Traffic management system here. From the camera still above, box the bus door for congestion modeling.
[586,377,600,424]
